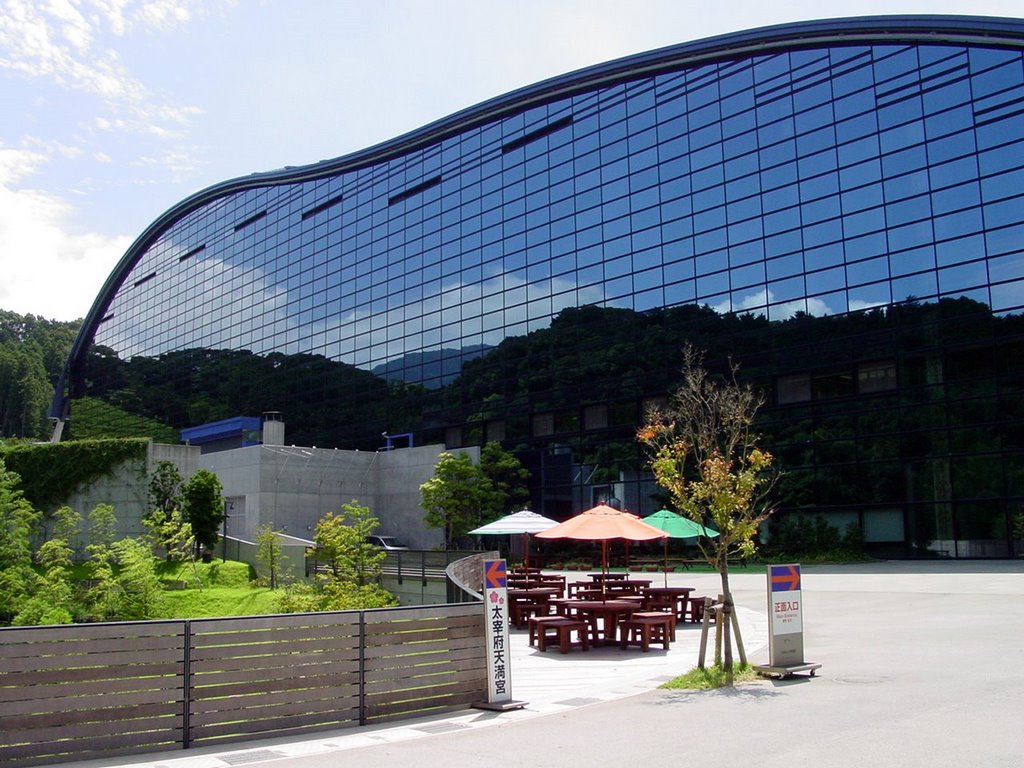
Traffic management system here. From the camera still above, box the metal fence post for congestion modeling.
[358,611,366,726]
[182,620,191,749]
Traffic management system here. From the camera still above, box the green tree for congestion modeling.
[144,460,193,561]
[143,506,196,564]
[255,524,287,589]
[14,505,82,625]
[637,345,777,676]
[149,460,184,516]
[83,503,120,621]
[110,537,162,620]
[421,451,493,548]
[278,502,395,612]
[0,341,51,439]
[314,502,386,587]
[181,469,224,557]
[0,460,41,623]
[478,441,531,521]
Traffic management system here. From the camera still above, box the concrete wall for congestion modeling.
[57,440,458,555]
[200,443,458,549]
[375,444,476,550]
[63,442,201,542]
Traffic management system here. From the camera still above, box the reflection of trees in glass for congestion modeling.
[73,296,1023,550]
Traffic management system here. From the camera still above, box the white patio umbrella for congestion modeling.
[468,509,560,574]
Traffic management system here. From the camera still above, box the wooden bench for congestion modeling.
[619,612,673,652]
[530,616,590,653]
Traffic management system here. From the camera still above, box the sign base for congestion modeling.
[472,699,527,711]
[754,662,821,679]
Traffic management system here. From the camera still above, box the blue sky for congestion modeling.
[2,0,1021,322]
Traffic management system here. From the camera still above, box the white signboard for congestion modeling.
[767,563,805,666]
[482,559,512,705]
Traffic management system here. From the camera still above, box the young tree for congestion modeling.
[83,503,120,621]
[314,502,386,587]
[110,537,162,620]
[478,441,531,521]
[420,451,493,548]
[148,460,184,516]
[637,345,777,674]
[0,459,40,622]
[181,469,224,557]
[255,524,287,589]
[144,460,189,559]
[143,506,195,563]
[278,502,396,612]
[14,505,82,625]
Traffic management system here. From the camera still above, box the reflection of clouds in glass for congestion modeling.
[714,288,834,319]
[108,249,289,360]
[108,247,607,371]
[848,298,887,312]
[308,272,604,367]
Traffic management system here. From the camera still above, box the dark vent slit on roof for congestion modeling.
[234,210,267,232]
[388,175,443,205]
[301,193,345,220]
[502,115,574,153]
[133,272,157,288]
[179,244,206,262]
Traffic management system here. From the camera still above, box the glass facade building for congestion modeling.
[55,16,1024,557]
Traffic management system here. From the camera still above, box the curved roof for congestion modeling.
[53,14,1024,420]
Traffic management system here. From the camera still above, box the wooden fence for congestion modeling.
[0,603,486,767]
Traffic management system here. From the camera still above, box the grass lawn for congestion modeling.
[155,586,282,618]
[152,558,284,618]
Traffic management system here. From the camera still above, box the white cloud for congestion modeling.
[0,147,129,320]
[0,0,206,137]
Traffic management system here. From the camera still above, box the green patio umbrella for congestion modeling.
[643,509,719,586]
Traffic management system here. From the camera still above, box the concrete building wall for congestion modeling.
[199,443,451,548]
[57,440,454,554]
[63,442,201,542]
[374,445,477,550]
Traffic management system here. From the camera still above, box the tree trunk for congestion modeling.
[720,565,735,675]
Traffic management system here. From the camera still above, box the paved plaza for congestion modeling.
[68,561,1024,768]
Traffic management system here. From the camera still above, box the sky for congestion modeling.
[2,0,1022,323]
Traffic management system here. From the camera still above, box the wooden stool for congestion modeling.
[534,617,590,653]
[619,614,673,652]
[528,615,570,646]
[631,610,676,640]
[688,596,706,623]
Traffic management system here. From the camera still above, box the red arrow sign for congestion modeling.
[770,564,801,592]
[484,560,507,589]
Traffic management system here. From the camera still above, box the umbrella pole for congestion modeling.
[663,537,669,588]
[523,532,530,586]
[602,541,608,602]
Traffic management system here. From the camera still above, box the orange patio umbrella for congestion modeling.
[535,503,667,598]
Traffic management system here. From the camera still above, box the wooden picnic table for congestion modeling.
[601,578,653,596]
[563,599,638,646]
[641,585,694,620]
[507,586,561,629]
